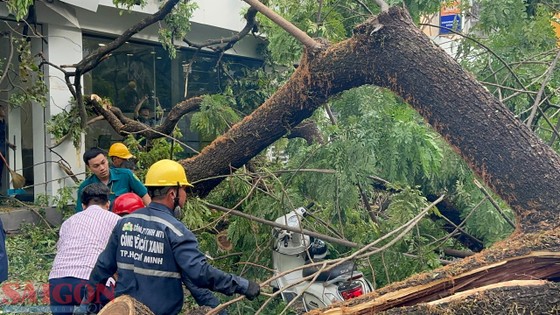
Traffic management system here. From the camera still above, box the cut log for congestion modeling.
[380,281,560,315]
[307,251,560,314]
[98,295,154,315]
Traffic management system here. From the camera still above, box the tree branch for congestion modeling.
[525,50,560,127]
[285,120,324,144]
[87,94,203,139]
[183,7,259,53]
[0,31,13,86]
[242,0,322,50]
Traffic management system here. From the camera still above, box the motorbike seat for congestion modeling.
[302,260,357,282]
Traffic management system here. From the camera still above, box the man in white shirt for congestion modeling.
[48,183,120,315]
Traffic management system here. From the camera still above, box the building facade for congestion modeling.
[0,0,263,202]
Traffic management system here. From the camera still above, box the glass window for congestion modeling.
[82,35,262,157]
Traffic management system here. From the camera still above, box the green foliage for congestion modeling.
[476,0,529,33]
[181,197,214,230]
[458,0,558,125]
[123,129,185,179]
[113,0,147,9]
[385,0,443,20]
[258,0,371,65]
[316,86,445,187]
[35,186,77,212]
[3,38,48,108]
[4,0,553,311]
[225,65,286,114]
[5,0,34,21]
[451,180,515,245]
[46,105,83,149]
[5,223,57,282]
[361,187,446,285]
[190,92,242,139]
[158,1,198,58]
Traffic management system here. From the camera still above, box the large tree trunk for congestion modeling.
[186,7,560,234]
[181,6,560,313]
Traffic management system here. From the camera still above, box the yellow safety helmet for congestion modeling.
[108,143,134,159]
[145,159,193,187]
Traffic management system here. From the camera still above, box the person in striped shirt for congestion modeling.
[48,183,121,315]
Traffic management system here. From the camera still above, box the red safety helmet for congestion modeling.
[113,193,144,216]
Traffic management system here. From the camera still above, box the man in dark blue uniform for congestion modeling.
[86,159,260,314]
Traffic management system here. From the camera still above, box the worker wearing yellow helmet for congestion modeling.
[86,159,260,315]
[108,142,135,170]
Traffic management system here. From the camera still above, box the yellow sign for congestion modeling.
[441,1,461,16]
[553,13,560,44]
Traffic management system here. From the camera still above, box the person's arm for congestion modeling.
[133,96,148,119]
[172,227,254,298]
[75,184,85,212]
[127,170,150,205]
[182,274,220,307]
[141,193,151,206]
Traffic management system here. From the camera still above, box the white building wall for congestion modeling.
[191,0,249,31]
[0,0,260,205]
[93,0,250,31]
[2,0,262,204]
[32,22,85,202]
[72,0,261,58]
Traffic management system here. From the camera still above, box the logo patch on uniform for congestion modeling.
[122,222,133,232]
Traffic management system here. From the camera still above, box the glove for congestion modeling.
[105,276,116,287]
[244,280,260,300]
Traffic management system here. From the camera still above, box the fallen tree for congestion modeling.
[183,5,560,314]
[32,0,560,313]
[182,6,560,223]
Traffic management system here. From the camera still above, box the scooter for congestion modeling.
[270,205,373,311]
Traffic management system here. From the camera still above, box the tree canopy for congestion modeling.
[2,0,560,314]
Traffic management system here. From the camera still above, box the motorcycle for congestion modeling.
[270,205,373,311]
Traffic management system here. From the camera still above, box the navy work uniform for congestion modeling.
[88,202,249,315]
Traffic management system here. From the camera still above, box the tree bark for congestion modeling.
[379,282,560,315]
[179,6,560,313]
[306,232,560,314]
[315,281,560,315]
[98,295,154,315]
[185,6,560,235]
